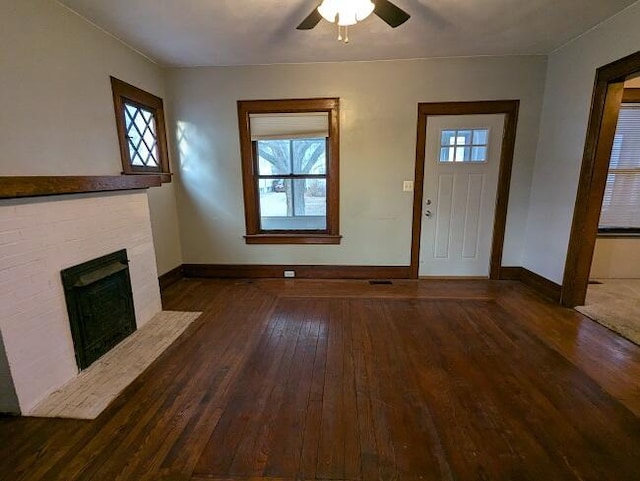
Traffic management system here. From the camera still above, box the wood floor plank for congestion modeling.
[358,300,397,481]
[231,302,305,477]
[262,301,320,477]
[297,304,329,481]
[497,283,640,416]
[351,300,379,481]
[315,300,346,480]
[195,308,290,476]
[340,300,361,481]
[426,300,574,480]
[1,278,639,481]
[465,300,640,480]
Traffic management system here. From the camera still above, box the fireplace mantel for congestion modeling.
[0,175,164,199]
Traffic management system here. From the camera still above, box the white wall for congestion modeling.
[0,0,182,276]
[523,2,640,283]
[168,56,547,267]
[591,238,640,278]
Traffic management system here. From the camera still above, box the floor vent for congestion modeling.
[369,280,393,285]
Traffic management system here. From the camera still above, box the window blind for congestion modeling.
[599,104,640,230]
[250,112,329,140]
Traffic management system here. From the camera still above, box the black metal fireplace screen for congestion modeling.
[61,249,137,370]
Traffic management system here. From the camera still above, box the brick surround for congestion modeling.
[0,191,162,414]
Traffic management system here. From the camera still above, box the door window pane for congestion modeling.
[473,129,488,144]
[441,130,457,146]
[456,130,473,145]
[455,146,471,162]
[472,146,487,162]
[439,128,489,163]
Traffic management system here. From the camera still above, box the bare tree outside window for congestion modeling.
[257,139,326,217]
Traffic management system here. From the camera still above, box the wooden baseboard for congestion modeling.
[182,264,412,280]
[499,266,562,302]
[158,265,184,291]
[521,268,562,302]
[164,263,561,300]
[498,266,523,281]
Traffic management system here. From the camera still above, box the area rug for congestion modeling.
[26,310,202,420]
[576,279,640,346]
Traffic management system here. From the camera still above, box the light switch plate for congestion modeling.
[403,180,414,192]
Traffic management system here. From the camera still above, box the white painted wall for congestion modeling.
[591,238,640,278]
[167,56,547,267]
[522,2,640,283]
[0,0,182,276]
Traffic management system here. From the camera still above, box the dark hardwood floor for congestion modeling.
[1,279,639,481]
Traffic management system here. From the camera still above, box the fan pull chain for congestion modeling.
[336,24,350,43]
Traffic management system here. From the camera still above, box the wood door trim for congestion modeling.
[410,100,520,279]
[561,51,640,307]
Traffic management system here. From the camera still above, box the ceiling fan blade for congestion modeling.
[373,0,410,28]
[297,8,322,30]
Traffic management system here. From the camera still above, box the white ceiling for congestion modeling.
[58,0,638,67]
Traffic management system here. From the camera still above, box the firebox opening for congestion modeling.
[61,249,137,370]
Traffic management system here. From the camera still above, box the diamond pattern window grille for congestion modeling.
[124,103,159,168]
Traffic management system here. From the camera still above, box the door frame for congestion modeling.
[561,50,640,307]
[410,100,520,279]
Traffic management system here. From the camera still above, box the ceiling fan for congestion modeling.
[297,0,410,38]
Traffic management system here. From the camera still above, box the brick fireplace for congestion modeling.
[0,189,162,414]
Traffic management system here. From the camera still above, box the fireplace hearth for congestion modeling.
[61,249,137,370]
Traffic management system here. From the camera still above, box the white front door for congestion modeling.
[419,114,505,277]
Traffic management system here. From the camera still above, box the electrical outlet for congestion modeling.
[284,270,295,278]
[403,180,414,192]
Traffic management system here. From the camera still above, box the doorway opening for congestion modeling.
[410,100,520,279]
[562,50,640,308]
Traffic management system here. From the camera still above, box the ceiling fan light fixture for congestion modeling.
[317,0,375,26]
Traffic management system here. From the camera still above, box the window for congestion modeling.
[439,128,489,162]
[110,77,171,180]
[237,98,340,244]
[599,90,640,234]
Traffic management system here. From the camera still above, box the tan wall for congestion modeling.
[626,76,640,88]
[591,238,640,279]
[0,0,182,275]
[167,56,547,267]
